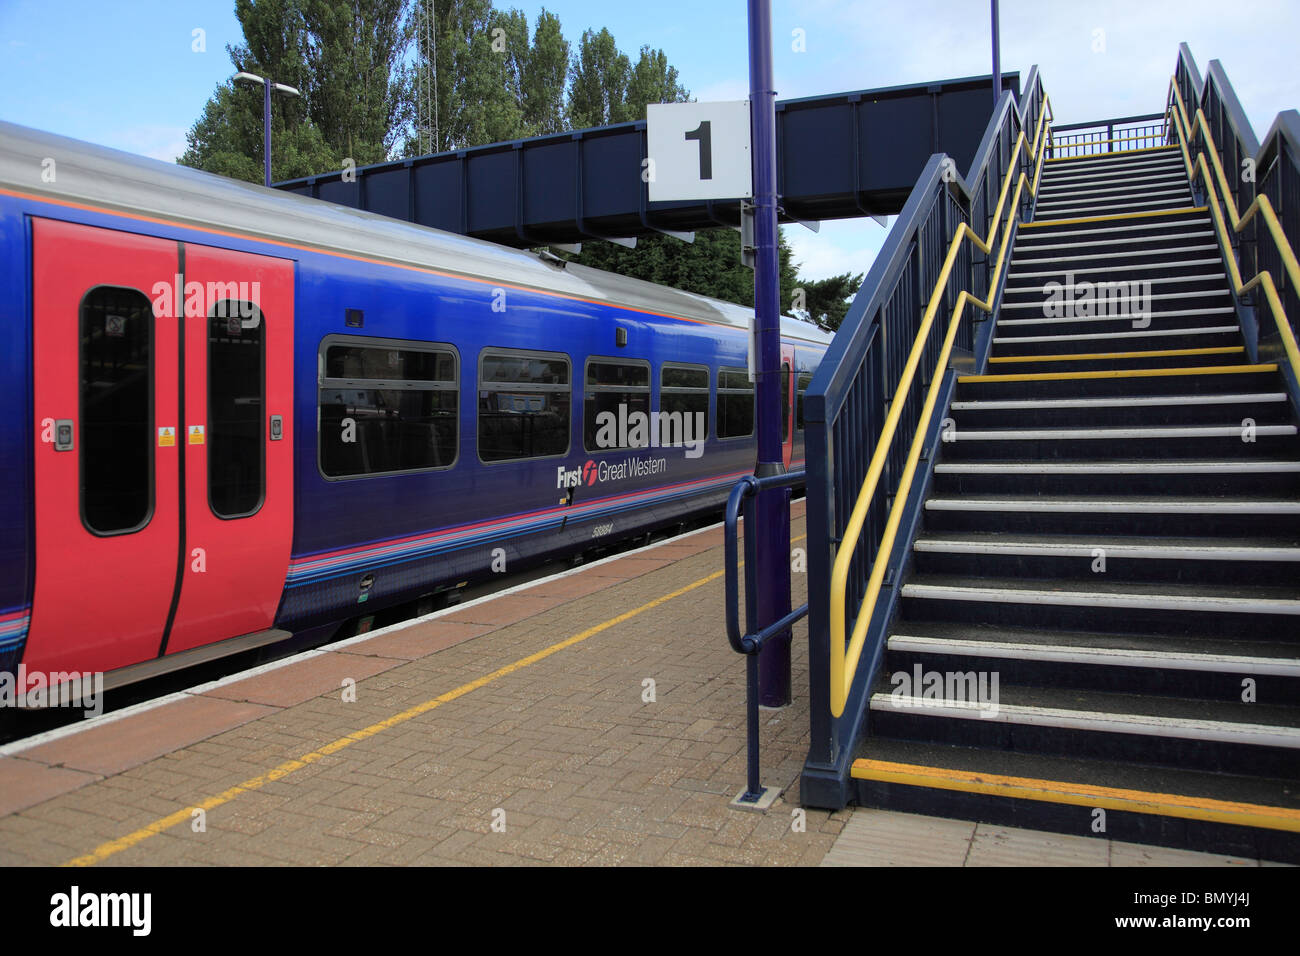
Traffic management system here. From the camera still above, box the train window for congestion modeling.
[781,362,792,442]
[318,337,459,478]
[478,348,570,462]
[584,358,651,452]
[209,300,265,517]
[796,372,813,430]
[716,367,754,440]
[660,363,710,444]
[80,286,154,535]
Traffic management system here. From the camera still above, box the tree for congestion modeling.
[403,0,531,154]
[520,9,569,135]
[567,28,631,128]
[303,0,413,165]
[571,228,801,312]
[181,0,411,183]
[626,45,688,120]
[792,271,863,331]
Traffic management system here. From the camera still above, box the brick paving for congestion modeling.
[0,503,857,866]
[4,500,1272,867]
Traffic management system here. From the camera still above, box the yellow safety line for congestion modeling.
[989,346,1244,365]
[959,363,1278,384]
[1045,144,1180,163]
[851,759,1300,833]
[1020,206,1207,229]
[61,528,809,867]
[1166,77,1300,384]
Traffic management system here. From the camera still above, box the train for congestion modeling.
[0,121,831,691]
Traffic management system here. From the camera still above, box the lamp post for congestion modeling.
[233,71,301,187]
[747,0,793,708]
[991,0,1001,107]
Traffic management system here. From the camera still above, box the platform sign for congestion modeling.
[646,100,753,203]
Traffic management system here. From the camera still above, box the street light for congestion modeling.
[233,71,301,186]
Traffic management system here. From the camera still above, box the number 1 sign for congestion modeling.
[646,100,753,203]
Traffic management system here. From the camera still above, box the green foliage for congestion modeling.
[179,0,850,319]
[180,0,409,183]
[569,228,801,312]
[626,46,689,119]
[521,9,569,135]
[567,28,631,128]
[795,272,864,330]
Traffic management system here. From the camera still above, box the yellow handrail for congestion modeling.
[1167,77,1300,382]
[827,95,1053,718]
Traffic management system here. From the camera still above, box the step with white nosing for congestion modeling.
[1014,232,1214,254]
[992,326,1239,346]
[997,307,1236,327]
[1036,196,1195,217]
[934,460,1300,475]
[1004,271,1225,292]
[1008,252,1222,274]
[950,392,1287,410]
[1017,220,1210,243]
[900,582,1300,616]
[912,539,1300,562]
[925,497,1300,513]
[869,694,1300,749]
[946,424,1296,441]
[1001,288,1229,308]
[1007,257,1222,279]
[888,634,1300,676]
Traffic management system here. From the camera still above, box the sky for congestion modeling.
[1,0,1298,281]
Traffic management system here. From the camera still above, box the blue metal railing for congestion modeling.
[799,68,1046,808]
[723,471,809,805]
[1176,43,1300,355]
[1049,112,1167,157]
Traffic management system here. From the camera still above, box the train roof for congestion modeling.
[0,121,834,348]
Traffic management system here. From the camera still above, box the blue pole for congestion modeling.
[748,0,792,707]
[991,0,1001,107]
[263,79,273,187]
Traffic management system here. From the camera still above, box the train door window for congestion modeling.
[584,358,651,452]
[80,286,154,535]
[209,300,265,516]
[796,372,814,429]
[478,348,570,462]
[716,366,754,439]
[781,361,792,442]
[660,363,710,445]
[318,336,459,478]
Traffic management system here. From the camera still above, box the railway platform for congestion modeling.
[0,502,1280,866]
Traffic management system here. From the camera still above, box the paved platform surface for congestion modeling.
[0,500,1285,866]
[822,809,1288,867]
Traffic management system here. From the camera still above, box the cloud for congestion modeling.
[785,218,891,283]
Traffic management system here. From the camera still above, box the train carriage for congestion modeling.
[0,121,830,688]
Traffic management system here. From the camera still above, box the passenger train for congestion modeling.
[0,121,830,690]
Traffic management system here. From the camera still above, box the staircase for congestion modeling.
[851,145,1300,860]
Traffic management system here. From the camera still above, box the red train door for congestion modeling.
[27,220,182,673]
[165,244,294,654]
[26,220,294,675]
[781,344,795,469]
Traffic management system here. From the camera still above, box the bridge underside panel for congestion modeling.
[276,73,1019,247]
